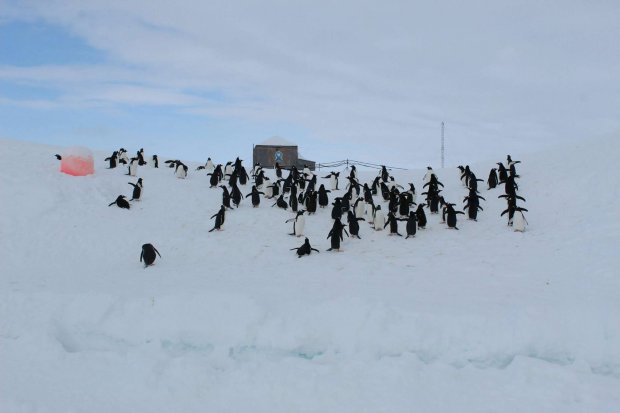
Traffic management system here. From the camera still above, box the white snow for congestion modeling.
[1,137,619,412]
[258,136,297,146]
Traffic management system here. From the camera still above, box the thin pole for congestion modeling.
[441,122,445,168]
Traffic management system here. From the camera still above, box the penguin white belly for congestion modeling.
[295,216,305,236]
[128,164,137,176]
[330,176,337,190]
[365,203,374,217]
[513,211,526,232]
[264,186,273,198]
[224,166,232,178]
[355,201,365,218]
[374,213,385,230]
[176,167,186,179]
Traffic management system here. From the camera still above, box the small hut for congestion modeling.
[253,137,315,170]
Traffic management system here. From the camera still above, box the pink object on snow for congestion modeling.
[60,146,95,176]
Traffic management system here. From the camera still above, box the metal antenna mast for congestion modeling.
[441,121,445,168]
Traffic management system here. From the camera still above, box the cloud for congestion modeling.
[1,0,619,163]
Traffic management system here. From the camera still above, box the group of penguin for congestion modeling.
[92,147,529,264]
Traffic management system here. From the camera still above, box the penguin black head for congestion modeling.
[427,166,432,170]
[376,205,382,210]
[54,154,62,160]
[297,210,305,216]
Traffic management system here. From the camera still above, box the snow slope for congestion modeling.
[1,137,619,412]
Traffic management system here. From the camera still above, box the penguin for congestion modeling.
[497,162,508,183]
[331,198,344,220]
[128,179,143,201]
[415,204,427,229]
[380,165,389,182]
[224,162,233,180]
[245,185,265,207]
[137,148,147,166]
[404,211,417,238]
[175,162,188,179]
[230,183,242,207]
[318,184,331,208]
[305,190,318,214]
[384,212,403,236]
[372,205,385,230]
[275,162,283,179]
[205,158,215,172]
[140,243,161,268]
[512,207,529,232]
[209,205,226,232]
[272,194,288,210]
[54,154,62,160]
[445,204,464,230]
[118,150,130,165]
[289,185,299,212]
[291,238,320,258]
[127,157,138,177]
[238,166,250,185]
[327,218,349,251]
[108,195,130,209]
[286,210,306,237]
[346,211,365,239]
[487,168,498,189]
[398,192,414,217]
[349,165,358,181]
[323,171,340,190]
[105,151,118,169]
[152,155,159,168]
[354,197,366,219]
[423,166,436,184]
[500,195,527,226]
[463,189,485,221]
[220,186,233,209]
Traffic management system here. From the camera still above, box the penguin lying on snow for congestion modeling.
[291,238,320,258]
[140,244,161,268]
[108,195,130,209]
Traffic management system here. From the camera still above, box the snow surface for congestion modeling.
[258,136,297,146]
[1,137,619,412]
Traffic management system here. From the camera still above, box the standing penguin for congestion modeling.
[415,204,427,229]
[463,189,485,221]
[128,178,143,201]
[140,243,161,268]
[175,162,188,179]
[354,197,366,219]
[346,211,365,239]
[152,155,159,168]
[445,204,464,230]
[384,212,403,236]
[105,151,118,169]
[305,190,318,214]
[209,206,226,232]
[331,198,344,220]
[404,211,418,239]
[512,207,529,232]
[291,238,320,258]
[108,195,130,209]
[245,185,265,207]
[127,157,139,176]
[327,218,349,251]
[286,210,306,237]
[487,168,498,189]
[220,186,233,209]
[323,172,340,190]
[372,205,385,230]
[318,185,331,208]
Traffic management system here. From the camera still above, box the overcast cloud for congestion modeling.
[1,0,618,165]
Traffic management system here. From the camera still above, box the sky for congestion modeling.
[1,0,618,167]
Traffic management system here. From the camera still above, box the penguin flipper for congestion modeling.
[140,251,143,262]
[154,248,161,258]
